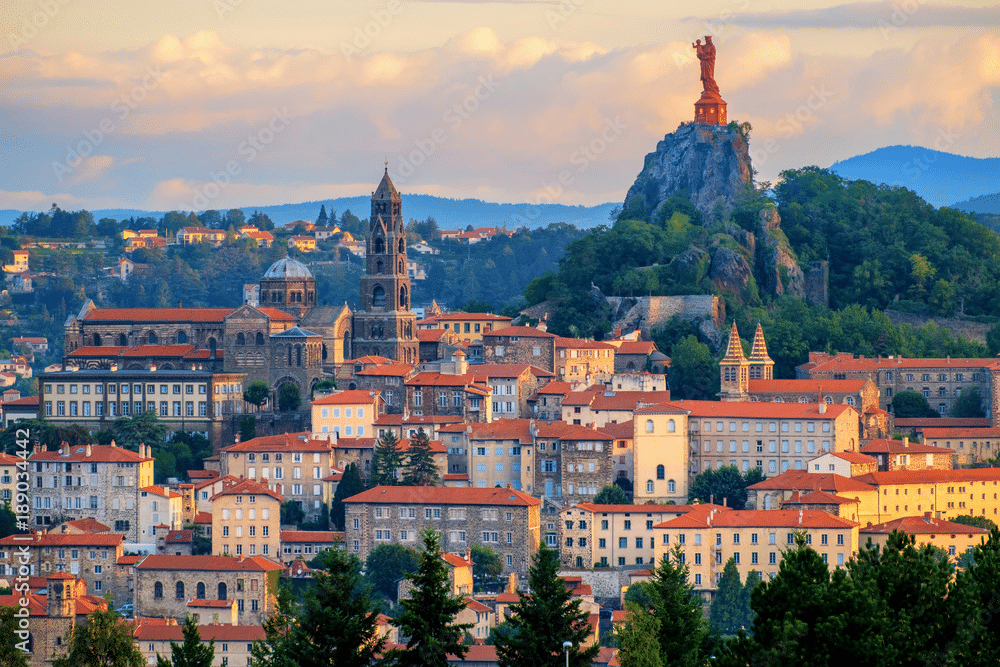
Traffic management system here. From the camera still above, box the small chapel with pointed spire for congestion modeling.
[719,323,774,401]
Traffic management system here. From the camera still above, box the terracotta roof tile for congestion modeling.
[895,418,991,428]
[856,469,1000,485]
[638,399,854,419]
[827,451,878,464]
[136,554,284,572]
[860,439,952,455]
[210,478,283,502]
[747,471,875,493]
[0,533,123,546]
[748,379,868,393]
[468,419,533,442]
[30,444,152,464]
[68,346,129,357]
[62,518,111,533]
[782,490,861,505]
[280,530,343,543]
[861,515,990,535]
[312,390,378,405]
[534,422,611,441]
[655,507,858,529]
[809,356,1000,372]
[483,326,557,339]
[134,624,265,641]
[614,341,657,355]
[575,502,728,514]
[165,530,193,543]
[221,432,332,454]
[356,364,414,377]
[443,553,473,568]
[922,427,1000,439]
[555,337,615,350]
[467,364,554,379]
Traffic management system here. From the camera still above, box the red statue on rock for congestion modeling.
[693,36,727,125]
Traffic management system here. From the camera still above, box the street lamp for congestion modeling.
[563,640,572,667]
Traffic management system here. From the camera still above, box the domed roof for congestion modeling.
[263,257,312,279]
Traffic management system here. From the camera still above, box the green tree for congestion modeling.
[0,501,23,539]
[495,544,599,667]
[948,528,1000,666]
[952,386,987,418]
[316,205,329,226]
[0,606,28,667]
[470,544,503,588]
[52,606,145,667]
[384,529,471,667]
[892,389,938,418]
[331,463,365,530]
[292,548,384,667]
[614,602,663,667]
[593,484,630,505]
[248,584,298,667]
[365,542,420,601]
[709,558,743,636]
[243,380,270,410]
[239,416,256,443]
[402,428,439,486]
[370,432,404,486]
[112,410,168,449]
[668,336,718,400]
[155,615,214,667]
[688,466,764,510]
[278,382,301,411]
[952,515,997,531]
[281,500,305,527]
[644,546,706,667]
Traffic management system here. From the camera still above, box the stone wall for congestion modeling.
[804,261,829,307]
[557,567,641,600]
[607,295,723,337]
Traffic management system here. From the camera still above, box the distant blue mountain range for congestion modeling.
[829,145,1000,209]
[0,195,618,230]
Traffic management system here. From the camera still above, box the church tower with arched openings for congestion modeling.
[718,322,749,401]
[351,168,418,363]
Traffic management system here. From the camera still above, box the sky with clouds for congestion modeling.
[1,0,998,213]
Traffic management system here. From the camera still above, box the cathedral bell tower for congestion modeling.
[352,168,418,364]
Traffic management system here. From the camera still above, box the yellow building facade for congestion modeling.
[211,478,282,560]
[860,515,989,562]
[311,389,379,438]
[632,403,691,503]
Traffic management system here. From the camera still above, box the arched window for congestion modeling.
[256,332,265,346]
[373,286,386,309]
[646,480,654,494]
[374,237,385,254]
[398,238,405,253]
[196,582,206,599]
[148,331,158,344]
[93,333,102,346]
[154,581,163,599]
[398,259,403,274]
[399,285,408,309]
[118,333,127,346]
[287,346,292,366]
[218,582,227,600]
[296,345,302,367]
[645,419,654,433]
[668,479,676,493]
[343,333,350,360]
[236,333,246,346]
[846,396,855,405]
[322,343,328,361]
[667,419,675,433]
[208,338,218,353]
[176,581,185,599]
[656,464,665,480]
[177,330,187,344]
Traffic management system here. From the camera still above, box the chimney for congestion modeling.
[111,439,118,448]
[234,433,241,444]
[109,363,118,372]
[466,548,471,563]
[818,400,827,415]
[85,443,92,457]
[798,509,804,525]
[60,442,69,457]
[903,436,909,449]
[149,363,157,372]
[453,350,468,375]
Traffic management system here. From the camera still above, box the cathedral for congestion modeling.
[61,169,418,401]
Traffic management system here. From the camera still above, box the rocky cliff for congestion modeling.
[622,122,753,223]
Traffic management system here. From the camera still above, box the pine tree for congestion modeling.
[316,205,329,226]
[385,529,471,667]
[332,463,365,529]
[156,615,214,667]
[292,548,384,667]
[495,544,599,667]
[403,428,439,486]
[0,607,28,667]
[709,558,742,635]
[370,432,404,486]
[52,606,146,667]
[615,602,663,667]
[248,585,299,667]
[646,545,706,667]
[948,527,1000,666]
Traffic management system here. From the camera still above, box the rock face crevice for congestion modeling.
[622,122,752,224]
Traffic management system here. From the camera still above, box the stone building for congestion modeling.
[467,364,554,420]
[311,389,381,439]
[554,338,616,383]
[344,485,541,575]
[532,422,613,504]
[860,438,953,472]
[482,326,558,370]
[860,515,989,563]
[218,432,334,523]
[211,478,282,559]
[405,362,493,422]
[351,363,416,413]
[416,312,513,342]
[0,532,126,603]
[798,352,1000,417]
[464,419,534,491]
[921,427,1000,466]
[28,442,155,540]
[134,554,284,625]
[134,621,265,667]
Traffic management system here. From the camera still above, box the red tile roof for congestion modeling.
[0,533,123,546]
[255,307,298,321]
[922,427,1000,439]
[356,364,414,377]
[210,478,283,502]
[855,469,1000,485]
[655,507,858,529]
[221,432,332,453]
[555,337,615,350]
[534,381,575,395]
[748,379,868,393]
[83,308,232,323]
[895,418,991,428]
[312,390,378,405]
[782,490,861,505]
[534,422,611,441]
[483,326,557,339]
[423,312,513,322]
[443,553,473,568]
[62,518,111,533]
[614,341,657,355]
[30,444,152,463]
[142,484,183,499]
[861,515,990,535]
[136,554,285,572]
[333,437,377,450]
[193,511,213,524]
[828,451,878,464]
[68,346,129,357]
[467,419,532,442]
[464,596,493,613]
[405,372,490,388]
[134,624,265,641]
[574,502,728,514]
[597,420,633,440]
[417,329,449,342]
[345,485,542,507]
[1,396,39,407]
[121,344,197,357]
[165,529,194,543]
[647,399,855,419]
[860,439,952,455]
[467,364,555,379]
[187,599,234,608]
[809,356,1000,372]
[747,471,875,493]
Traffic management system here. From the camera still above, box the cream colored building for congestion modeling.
[311,389,380,438]
[654,506,859,595]
[219,432,334,522]
[134,617,265,666]
[860,515,988,562]
[211,478,282,559]
[559,502,728,569]
[555,338,616,383]
[854,468,1000,524]
[807,451,879,477]
[632,403,691,503]
[0,452,20,506]
[138,484,183,543]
